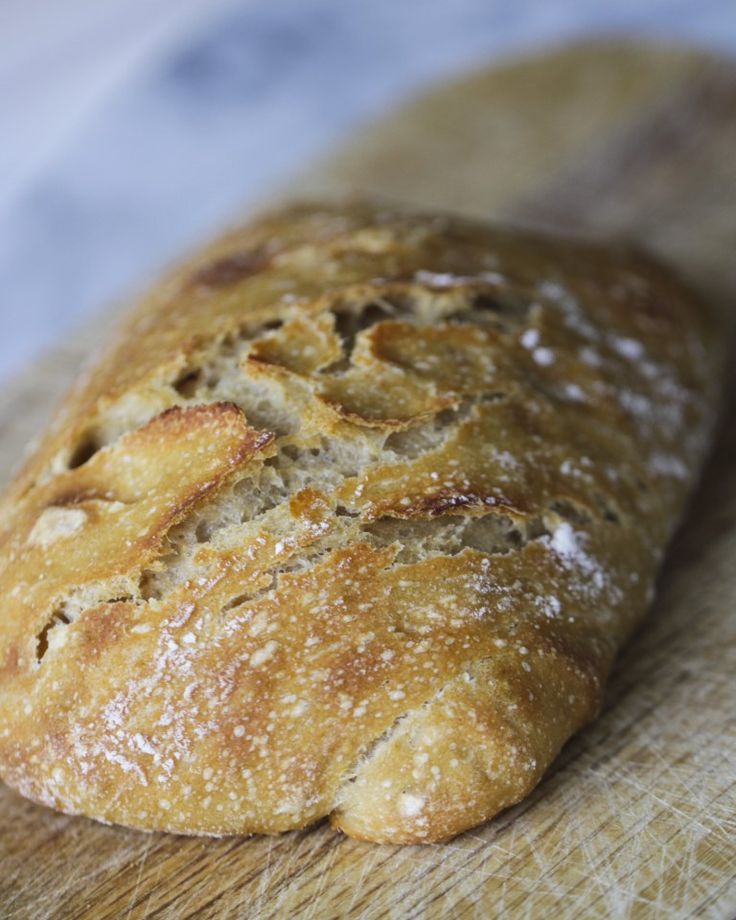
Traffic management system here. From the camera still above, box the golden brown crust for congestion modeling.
[0,201,724,843]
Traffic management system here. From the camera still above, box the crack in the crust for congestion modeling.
[328,648,539,826]
[330,660,482,817]
[34,592,135,663]
[57,322,278,473]
[220,573,279,615]
[35,608,71,661]
[67,433,104,470]
[360,513,547,565]
[383,404,473,459]
[57,281,531,475]
[331,300,399,367]
[334,705,417,802]
[216,540,344,622]
[134,398,476,604]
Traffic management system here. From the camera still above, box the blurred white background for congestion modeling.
[1,0,735,380]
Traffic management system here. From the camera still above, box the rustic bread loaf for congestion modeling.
[0,202,723,843]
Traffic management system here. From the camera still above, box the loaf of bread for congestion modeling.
[0,202,723,843]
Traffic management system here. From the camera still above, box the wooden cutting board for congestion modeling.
[2,40,736,920]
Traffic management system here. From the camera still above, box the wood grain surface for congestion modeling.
[2,40,735,920]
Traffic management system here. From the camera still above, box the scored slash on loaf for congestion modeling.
[0,202,723,843]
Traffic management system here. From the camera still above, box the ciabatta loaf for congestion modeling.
[0,202,723,843]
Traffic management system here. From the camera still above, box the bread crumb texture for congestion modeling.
[0,202,723,843]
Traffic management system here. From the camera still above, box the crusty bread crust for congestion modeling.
[0,202,723,843]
